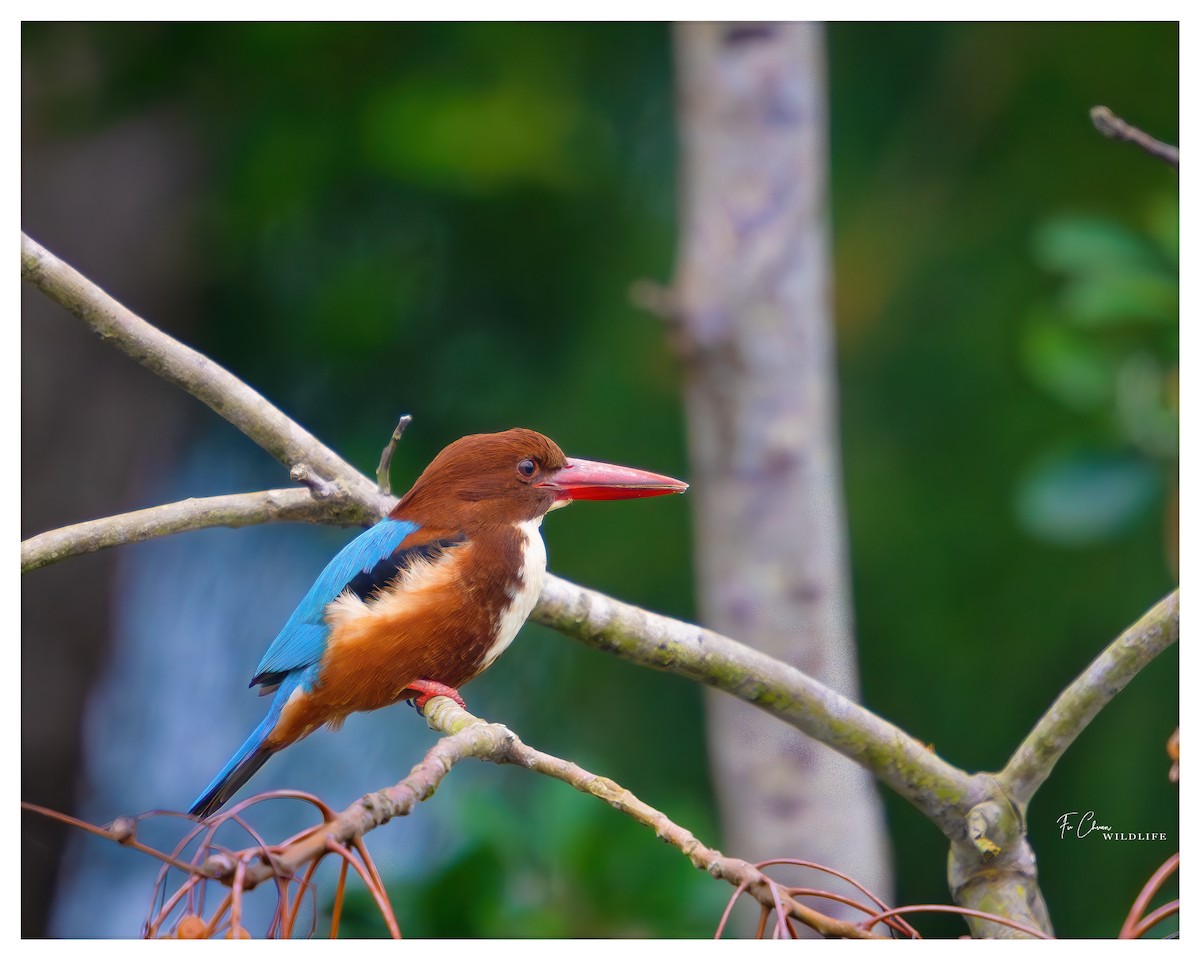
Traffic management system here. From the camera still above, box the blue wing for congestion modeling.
[250,518,419,690]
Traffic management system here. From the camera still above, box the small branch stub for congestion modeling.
[1090,106,1179,169]
[966,802,1003,860]
[376,414,413,496]
[629,279,680,322]
[289,464,340,501]
[20,232,389,517]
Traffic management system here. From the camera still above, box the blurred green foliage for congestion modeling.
[827,22,1177,938]
[335,771,728,937]
[1017,205,1178,548]
[24,22,1177,938]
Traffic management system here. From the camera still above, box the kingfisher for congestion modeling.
[189,428,687,818]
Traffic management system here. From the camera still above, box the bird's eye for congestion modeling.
[517,458,537,479]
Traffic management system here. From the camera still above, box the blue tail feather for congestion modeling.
[189,672,306,818]
[189,711,276,818]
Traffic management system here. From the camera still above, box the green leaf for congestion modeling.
[1015,450,1161,547]
[1033,217,1159,276]
[1022,318,1117,409]
[1060,270,1177,327]
[360,80,600,192]
[1147,195,1180,267]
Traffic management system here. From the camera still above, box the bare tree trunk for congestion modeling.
[671,22,893,920]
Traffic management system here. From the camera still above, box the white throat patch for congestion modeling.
[481,517,547,670]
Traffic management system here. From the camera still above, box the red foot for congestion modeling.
[408,679,466,714]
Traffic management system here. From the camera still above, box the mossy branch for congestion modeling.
[21,488,366,573]
[21,231,390,522]
[37,700,883,938]
[998,589,1180,808]
[533,575,977,838]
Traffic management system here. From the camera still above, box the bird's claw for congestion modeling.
[407,679,466,716]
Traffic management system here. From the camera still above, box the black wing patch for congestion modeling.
[344,533,467,602]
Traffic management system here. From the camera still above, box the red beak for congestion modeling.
[540,457,689,502]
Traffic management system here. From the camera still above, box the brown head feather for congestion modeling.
[391,428,568,529]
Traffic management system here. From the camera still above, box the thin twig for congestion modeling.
[227,859,247,938]
[784,887,914,936]
[20,232,390,521]
[20,803,200,877]
[714,880,748,938]
[1130,900,1180,939]
[1090,106,1179,169]
[281,857,322,939]
[147,874,203,938]
[858,903,1054,940]
[329,856,349,939]
[21,487,362,573]
[202,893,232,938]
[353,836,401,935]
[325,836,401,938]
[33,702,882,938]
[757,857,919,938]
[376,414,412,496]
[302,700,883,937]
[999,590,1179,807]
[1119,852,1179,939]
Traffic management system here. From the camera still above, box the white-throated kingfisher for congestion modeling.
[189,428,687,818]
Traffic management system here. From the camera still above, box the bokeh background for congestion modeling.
[22,23,1178,938]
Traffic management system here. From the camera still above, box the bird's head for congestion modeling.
[393,428,687,527]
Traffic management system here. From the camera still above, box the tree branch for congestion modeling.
[533,575,976,838]
[998,589,1180,807]
[20,488,366,573]
[106,699,883,938]
[1090,106,1179,169]
[20,231,390,522]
